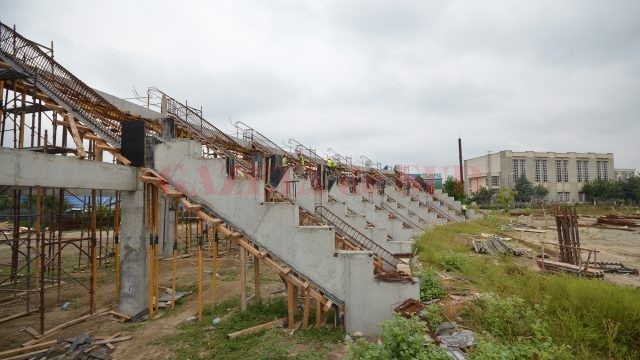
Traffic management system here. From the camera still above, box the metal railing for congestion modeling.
[315,205,398,271]
[0,22,126,146]
[235,121,289,158]
[410,195,455,222]
[289,138,324,165]
[380,202,422,230]
[146,87,252,173]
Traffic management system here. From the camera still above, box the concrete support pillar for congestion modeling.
[118,183,149,316]
[158,194,175,257]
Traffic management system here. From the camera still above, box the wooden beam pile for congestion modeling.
[536,259,604,278]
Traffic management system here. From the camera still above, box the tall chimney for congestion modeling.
[458,138,464,184]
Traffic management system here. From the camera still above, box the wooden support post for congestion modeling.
[90,189,97,314]
[114,191,120,299]
[148,185,155,319]
[211,229,217,306]
[172,198,178,309]
[18,92,25,148]
[197,221,203,321]
[253,254,260,304]
[287,280,296,330]
[153,187,160,314]
[240,246,247,311]
[302,287,311,330]
[315,298,324,328]
[65,114,86,158]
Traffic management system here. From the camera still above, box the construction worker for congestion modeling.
[326,158,337,169]
[282,156,288,167]
[462,204,468,218]
[299,156,305,167]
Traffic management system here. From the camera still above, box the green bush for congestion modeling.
[441,253,465,272]
[465,294,572,359]
[349,316,449,360]
[419,272,444,302]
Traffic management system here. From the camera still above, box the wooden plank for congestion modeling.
[114,153,132,166]
[226,318,286,339]
[0,340,58,358]
[240,247,247,311]
[24,327,39,338]
[83,332,121,354]
[301,287,311,330]
[322,299,333,312]
[235,238,260,257]
[65,114,86,159]
[139,175,164,184]
[287,280,295,330]
[0,309,38,325]
[83,133,106,142]
[179,198,202,211]
[89,336,132,346]
[195,210,222,226]
[22,308,110,346]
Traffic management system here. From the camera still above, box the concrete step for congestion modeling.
[153,140,419,335]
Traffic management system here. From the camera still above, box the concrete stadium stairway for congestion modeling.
[153,140,418,335]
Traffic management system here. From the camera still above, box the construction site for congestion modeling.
[1,16,640,360]
[0,22,478,358]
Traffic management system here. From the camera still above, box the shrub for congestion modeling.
[420,272,444,302]
[349,316,449,360]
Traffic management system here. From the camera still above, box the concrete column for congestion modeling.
[118,183,149,316]
[158,194,175,257]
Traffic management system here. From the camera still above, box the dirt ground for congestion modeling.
[500,215,640,287]
[0,225,340,359]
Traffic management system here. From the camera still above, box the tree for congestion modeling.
[532,184,549,203]
[514,175,533,203]
[496,188,516,210]
[470,187,495,206]
[443,176,466,202]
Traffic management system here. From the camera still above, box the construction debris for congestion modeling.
[594,262,639,275]
[470,235,524,256]
[374,271,416,284]
[536,259,604,278]
[226,318,286,339]
[393,298,424,318]
[501,223,546,233]
[158,290,191,308]
[434,322,475,360]
[0,333,131,360]
[537,206,605,278]
[597,214,640,227]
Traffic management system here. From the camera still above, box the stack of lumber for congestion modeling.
[470,236,523,256]
[536,259,604,278]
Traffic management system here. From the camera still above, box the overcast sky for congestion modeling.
[3,0,639,175]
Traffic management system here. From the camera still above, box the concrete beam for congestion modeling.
[0,148,138,190]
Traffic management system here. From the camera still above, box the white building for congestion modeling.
[464,151,615,203]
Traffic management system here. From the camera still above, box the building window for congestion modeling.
[556,159,569,182]
[596,160,609,180]
[534,159,548,182]
[557,192,570,202]
[513,159,526,181]
[578,192,586,202]
[491,176,500,187]
[577,160,589,183]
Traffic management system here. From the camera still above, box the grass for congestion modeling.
[415,216,640,359]
[160,296,344,359]
[528,203,640,217]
